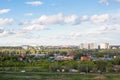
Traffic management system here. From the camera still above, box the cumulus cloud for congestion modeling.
[83,23,120,37]
[64,15,78,23]
[86,12,120,37]
[20,13,113,32]
[81,15,89,21]
[0,30,15,37]
[20,13,79,31]
[23,24,45,31]
[0,9,11,14]
[20,12,120,35]
[34,13,64,25]
[25,1,43,6]
[64,23,120,40]
[21,13,78,26]
[0,18,14,26]
[90,14,109,23]
[98,24,120,32]
[0,28,30,38]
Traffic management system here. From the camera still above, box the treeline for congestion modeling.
[0,59,120,72]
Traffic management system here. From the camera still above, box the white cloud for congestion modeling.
[24,13,33,16]
[81,15,88,21]
[0,29,29,38]
[90,14,109,23]
[114,0,120,2]
[35,13,64,25]
[20,13,112,33]
[99,0,109,5]
[21,13,78,26]
[0,31,8,37]
[97,25,119,32]
[83,24,119,37]
[23,24,45,31]
[0,9,11,14]
[25,1,43,6]
[20,13,79,34]
[0,18,14,26]
[64,15,78,23]
[0,30,15,37]
[20,12,120,42]
[63,23,120,40]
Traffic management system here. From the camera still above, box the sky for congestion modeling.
[0,0,120,46]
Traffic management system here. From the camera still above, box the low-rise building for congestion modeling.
[109,45,120,49]
[80,56,91,61]
[55,56,73,60]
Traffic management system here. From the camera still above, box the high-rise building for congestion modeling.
[89,43,98,49]
[79,43,98,49]
[79,43,89,49]
[100,43,109,49]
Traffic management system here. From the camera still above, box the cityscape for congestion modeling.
[0,42,120,80]
[0,0,120,80]
[18,42,120,50]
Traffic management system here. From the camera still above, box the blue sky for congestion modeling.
[0,0,120,46]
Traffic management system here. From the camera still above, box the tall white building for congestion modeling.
[79,43,98,49]
[79,43,88,49]
[89,43,98,49]
[100,43,109,49]
[79,43,87,49]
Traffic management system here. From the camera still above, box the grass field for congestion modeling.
[0,72,120,80]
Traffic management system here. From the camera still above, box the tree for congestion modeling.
[49,62,59,72]
[78,61,95,72]
[112,57,120,65]
[74,53,83,60]
[94,60,108,72]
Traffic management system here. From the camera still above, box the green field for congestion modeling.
[0,72,120,80]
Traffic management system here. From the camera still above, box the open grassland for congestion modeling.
[0,72,120,80]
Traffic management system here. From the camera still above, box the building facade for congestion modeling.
[100,43,109,49]
[79,43,98,49]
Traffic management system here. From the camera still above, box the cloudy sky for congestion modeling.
[0,0,120,46]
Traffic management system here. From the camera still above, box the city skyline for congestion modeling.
[0,0,120,46]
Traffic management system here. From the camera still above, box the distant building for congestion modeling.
[79,43,98,49]
[89,43,98,49]
[109,45,120,49]
[22,45,29,50]
[100,43,109,49]
[79,43,88,49]
[0,46,22,50]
